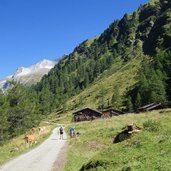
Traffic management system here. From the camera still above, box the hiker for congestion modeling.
[70,127,75,138]
[59,126,64,140]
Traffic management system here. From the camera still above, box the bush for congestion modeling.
[143,120,161,132]
[80,160,116,171]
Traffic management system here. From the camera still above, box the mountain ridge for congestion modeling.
[0,59,57,91]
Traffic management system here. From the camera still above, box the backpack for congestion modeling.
[60,127,63,133]
[70,127,74,133]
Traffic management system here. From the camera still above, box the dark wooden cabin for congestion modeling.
[73,108,102,122]
[102,109,125,118]
[138,103,163,113]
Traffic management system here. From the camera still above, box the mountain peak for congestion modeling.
[0,59,58,91]
[33,59,57,70]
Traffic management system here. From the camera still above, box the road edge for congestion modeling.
[52,141,68,171]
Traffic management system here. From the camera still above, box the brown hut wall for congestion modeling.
[81,109,101,117]
[102,111,112,118]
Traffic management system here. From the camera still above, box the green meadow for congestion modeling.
[64,109,171,171]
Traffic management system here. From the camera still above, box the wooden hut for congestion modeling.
[138,103,163,113]
[102,109,125,118]
[73,108,102,122]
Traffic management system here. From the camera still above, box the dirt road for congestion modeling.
[0,127,67,171]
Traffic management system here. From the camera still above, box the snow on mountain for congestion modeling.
[0,59,57,91]
[31,59,57,70]
[13,59,57,77]
[14,67,31,77]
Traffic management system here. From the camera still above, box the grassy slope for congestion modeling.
[38,55,144,170]
[47,56,142,125]
[67,56,142,113]
[0,54,170,170]
[0,125,53,165]
[64,109,171,171]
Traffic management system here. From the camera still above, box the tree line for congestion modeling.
[0,83,40,144]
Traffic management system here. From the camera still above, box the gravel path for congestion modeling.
[0,127,67,171]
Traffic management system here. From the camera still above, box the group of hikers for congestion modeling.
[58,126,77,140]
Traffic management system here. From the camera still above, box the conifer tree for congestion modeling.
[0,92,9,142]
[135,92,142,111]
[111,85,121,109]
[127,96,134,113]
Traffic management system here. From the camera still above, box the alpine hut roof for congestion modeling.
[138,103,163,112]
[73,107,102,115]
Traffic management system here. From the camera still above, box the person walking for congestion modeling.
[69,127,75,138]
[59,126,64,140]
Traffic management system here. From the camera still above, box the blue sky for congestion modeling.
[0,0,150,79]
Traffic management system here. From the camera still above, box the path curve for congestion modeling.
[0,127,67,171]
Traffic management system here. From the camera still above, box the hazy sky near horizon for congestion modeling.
[0,0,150,79]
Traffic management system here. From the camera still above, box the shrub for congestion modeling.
[143,120,161,132]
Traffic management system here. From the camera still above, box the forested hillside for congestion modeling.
[34,0,171,113]
[0,0,171,143]
[0,83,40,143]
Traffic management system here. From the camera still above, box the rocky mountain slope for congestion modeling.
[0,59,57,91]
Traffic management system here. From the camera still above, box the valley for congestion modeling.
[0,0,171,170]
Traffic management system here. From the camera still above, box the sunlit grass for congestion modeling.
[64,109,171,171]
[0,125,52,165]
[66,57,141,112]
